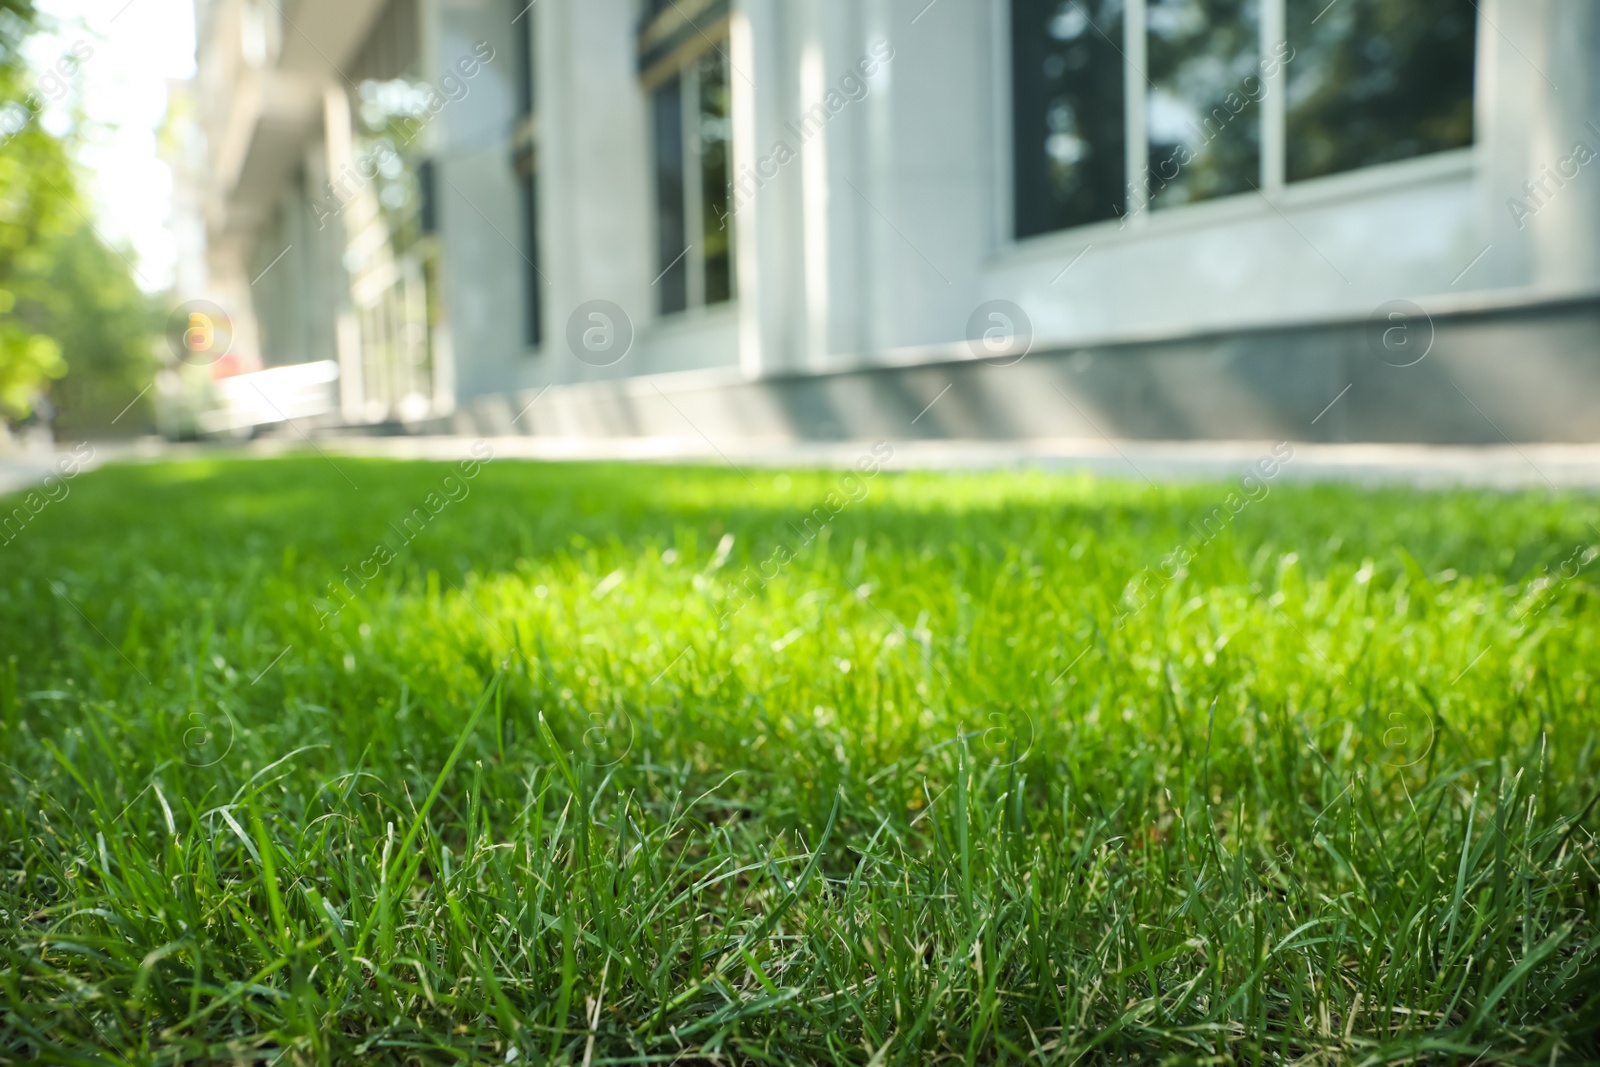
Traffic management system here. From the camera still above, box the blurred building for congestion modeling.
[189,0,1600,443]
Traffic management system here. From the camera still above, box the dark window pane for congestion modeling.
[1146,0,1261,208]
[652,75,687,316]
[696,48,733,305]
[1012,0,1128,238]
[520,174,541,346]
[640,0,675,24]
[512,1,539,345]
[1286,0,1475,183]
[416,157,436,236]
[512,0,533,118]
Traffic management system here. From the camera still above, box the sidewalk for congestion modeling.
[0,449,94,497]
[6,435,1599,493]
[309,436,1600,490]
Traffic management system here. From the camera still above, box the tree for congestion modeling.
[0,31,72,423]
[11,220,159,435]
[0,1,157,434]
[0,1,38,60]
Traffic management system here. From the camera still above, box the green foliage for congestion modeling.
[0,12,156,430]
[0,61,75,422]
[0,316,62,415]
[0,1,38,64]
[11,221,160,434]
[1,458,1597,1063]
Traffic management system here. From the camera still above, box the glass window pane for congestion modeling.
[520,174,540,345]
[512,1,539,345]
[1012,0,1128,238]
[1286,0,1475,183]
[1146,0,1261,209]
[652,75,688,316]
[696,48,733,306]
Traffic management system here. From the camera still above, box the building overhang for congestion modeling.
[203,0,394,245]
[275,0,394,80]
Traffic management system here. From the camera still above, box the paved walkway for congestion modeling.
[0,449,89,497]
[6,436,1600,493]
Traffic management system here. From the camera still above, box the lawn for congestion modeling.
[1,451,1597,1064]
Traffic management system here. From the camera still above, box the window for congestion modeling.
[1011,0,1477,239]
[1285,0,1475,183]
[697,50,733,305]
[651,77,687,313]
[339,0,442,424]
[1146,0,1261,209]
[1012,0,1127,238]
[511,0,541,346]
[643,21,735,315]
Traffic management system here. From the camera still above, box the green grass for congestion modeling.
[1,453,1598,1065]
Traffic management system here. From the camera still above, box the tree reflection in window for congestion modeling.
[1012,0,1128,238]
[1286,0,1475,183]
[355,78,434,256]
[1146,0,1261,208]
[697,48,732,306]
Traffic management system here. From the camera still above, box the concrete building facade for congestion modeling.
[191,0,1600,443]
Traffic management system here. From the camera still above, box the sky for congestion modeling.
[26,0,197,292]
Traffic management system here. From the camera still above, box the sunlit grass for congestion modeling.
[1,454,1597,1064]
